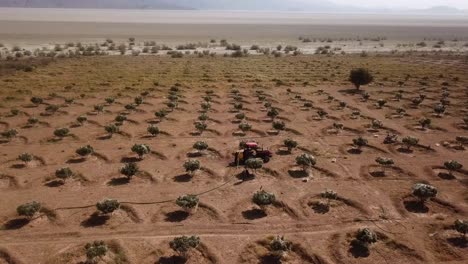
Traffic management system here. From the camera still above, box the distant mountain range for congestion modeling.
[0,0,466,13]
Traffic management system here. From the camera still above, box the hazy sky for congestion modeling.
[328,0,468,9]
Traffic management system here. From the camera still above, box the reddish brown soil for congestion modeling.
[0,63,467,263]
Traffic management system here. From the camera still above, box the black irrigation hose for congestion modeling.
[53,176,238,210]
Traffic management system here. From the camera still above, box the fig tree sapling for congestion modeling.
[444,160,462,176]
[454,219,467,240]
[353,136,368,150]
[184,160,201,176]
[296,153,316,172]
[419,117,431,129]
[412,183,437,204]
[284,138,298,152]
[104,124,119,137]
[54,128,70,138]
[195,121,207,133]
[245,158,263,175]
[272,121,285,131]
[55,167,73,180]
[147,125,160,136]
[269,236,292,259]
[96,199,120,215]
[169,236,200,259]
[131,144,150,159]
[238,122,252,132]
[252,189,275,211]
[85,241,108,264]
[267,108,279,119]
[18,153,33,163]
[193,141,208,153]
[176,195,199,213]
[155,109,167,119]
[402,136,419,150]
[352,228,377,252]
[120,162,139,179]
[17,201,41,219]
[76,145,94,157]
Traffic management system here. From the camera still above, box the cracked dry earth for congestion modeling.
[0,59,467,264]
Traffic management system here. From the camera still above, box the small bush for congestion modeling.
[253,190,276,207]
[76,145,94,157]
[194,121,207,132]
[193,141,208,151]
[104,124,119,136]
[1,129,18,139]
[147,125,160,136]
[170,236,200,257]
[269,236,292,258]
[444,160,462,175]
[131,144,150,159]
[284,138,298,152]
[17,201,41,219]
[55,167,73,180]
[184,159,201,175]
[85,241,108,264]
[54,128,70,138]
[267,108,279,119]
[77,116,87,124]
[96,199,120,214]
[272,121,286,130]
[295,153,316,171]
[238,122,252,132]
[176,195,199,211]
[402,136,419,150]
[412,183,437,203]
[245,158,263,173]
[454,219,467,237]
[18,153,33,163]
[120,162,139,179]
[353,136,368,149]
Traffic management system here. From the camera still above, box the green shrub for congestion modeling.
[252,190,276,208]
[176,195,199,211]
[412,183,437,203]
[147,125,160,136]
[54,128,70,138]
[76,145,94,157]
[295,153,316,171]
[349,68,373,90]
[169,236,200,257]
[18,153,33,163]
[184,160,201,175]
[284,138,298,152]
[55,167,73,180]
[85,241,108,264]
[96,199,120,214]
[131,144,150,159]
[120,163,139,179]
[17,201,41,219]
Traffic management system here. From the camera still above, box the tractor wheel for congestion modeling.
[262,157,270,163]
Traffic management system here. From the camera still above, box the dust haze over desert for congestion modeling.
[0,1,467,264]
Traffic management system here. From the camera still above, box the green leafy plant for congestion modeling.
[353,136,368,150]
[352,228,378,252]
[169,236,200,258]
[419,118,431,129]
[272,121,286,131]
[349,68,373,90]
[77,115,87,124]
[1,129,18,140]
[295,153,316,171]
[131,144,150,159]
[18,153,33,163]
[147,125,160,136]
[245,158,263,174]
[253,189,276,210]
[76,145,94,157]
[238,122,252,132]
[17,201,41,219]
[375,157,394,175]
[193,141,208,152]
[55,167,73,180]
[104,124,119,137]
[402,136,419,150]
[54,128,70,138]
[85,240,108,264]
[412,183,437,204]
[120,162,139,179]
[184,159,201,175]
[454,219,467,240]
[176,195,199,212]
[267,108,279,119]
[96,199,120,215]
[444,160,462,176]
[269,236,292,259]
[284,138,298,152]
[194,121,207,133]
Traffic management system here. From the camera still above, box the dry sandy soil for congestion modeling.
[0,54,467,263]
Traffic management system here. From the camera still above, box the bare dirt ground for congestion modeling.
[0,54,467,263]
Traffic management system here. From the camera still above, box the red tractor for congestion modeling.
[233,142,272,165]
